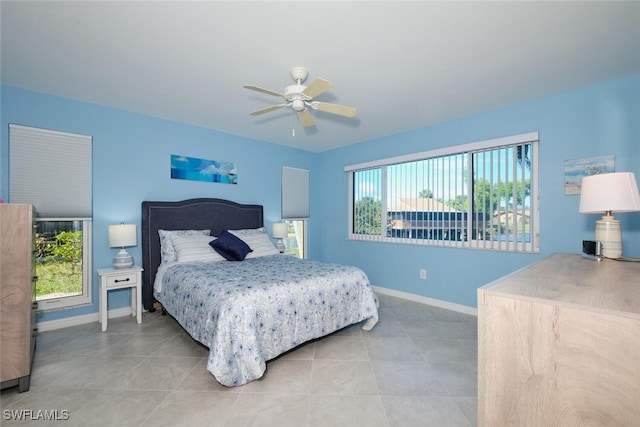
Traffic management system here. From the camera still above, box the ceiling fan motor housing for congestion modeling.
[284,84,311,111]
[284,85,308,99]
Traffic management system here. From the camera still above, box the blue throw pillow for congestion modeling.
[210,231,253,261]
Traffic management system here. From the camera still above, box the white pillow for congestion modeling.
[229,229,280,258]
[170,234,225,263]
[228,227,267,236]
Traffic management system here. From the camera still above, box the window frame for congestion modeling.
[9,124,93,311]
[35,218,93,311]
[283,219,307,259]
[346,132,539,253]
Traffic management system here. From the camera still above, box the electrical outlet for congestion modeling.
[419,269,427,280]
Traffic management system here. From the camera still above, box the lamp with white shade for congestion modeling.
[108,223,137,268]
[272,222,288,253]
[579,172,640,259]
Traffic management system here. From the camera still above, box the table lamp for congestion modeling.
[579,172,640,259]
[272,222,288,253]
[108,223,137,268]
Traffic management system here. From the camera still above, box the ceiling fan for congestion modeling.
[243,67,357,128]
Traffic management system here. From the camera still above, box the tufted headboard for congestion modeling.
[141,198,263,311]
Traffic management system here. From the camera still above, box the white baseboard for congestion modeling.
[36,307,133,332]
[373,286,477,316]
[37,288,476,332]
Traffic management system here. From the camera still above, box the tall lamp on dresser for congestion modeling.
[579,171,640,259]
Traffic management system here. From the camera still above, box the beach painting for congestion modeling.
[171,154,237,184]
[564,155,613,195]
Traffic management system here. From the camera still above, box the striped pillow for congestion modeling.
[158,229,210,263]
[229,229,280,258]
[170,234,226,263]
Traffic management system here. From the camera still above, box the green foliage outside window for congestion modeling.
[354,197,382,235]
[35,230,83,299]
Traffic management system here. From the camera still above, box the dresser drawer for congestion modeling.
[105,273,138,288]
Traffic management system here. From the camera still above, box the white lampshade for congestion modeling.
[579,172,640,214]
[272,222,288,253]
[108,223,137,268]
[272,222,288,239]
[108,223,137,247]
[579,172,640,259]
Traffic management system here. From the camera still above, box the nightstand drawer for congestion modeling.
[105,273,138,288]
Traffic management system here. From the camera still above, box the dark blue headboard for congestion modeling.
[141,198,263,311]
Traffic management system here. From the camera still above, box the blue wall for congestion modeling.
[2,74,639,322]
[312,74,640,308]
[1,85,315,323]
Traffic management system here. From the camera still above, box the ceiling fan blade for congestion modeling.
[249,104,287,116]
[297,109,315,127]
[302,78,333,99]
[243,85,284,98]
[312,102,357,118]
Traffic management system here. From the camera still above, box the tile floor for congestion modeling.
[1,294,477,426]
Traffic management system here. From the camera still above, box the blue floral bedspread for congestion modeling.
[154,255,379,386]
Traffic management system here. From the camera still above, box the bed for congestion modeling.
[141,198,379,386]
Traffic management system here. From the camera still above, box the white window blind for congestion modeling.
[282,166,309,219]
[9,124,92,217]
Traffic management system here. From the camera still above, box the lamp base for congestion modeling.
[113,248,134,269]
[275,239,286,254]
[595,215,622,259]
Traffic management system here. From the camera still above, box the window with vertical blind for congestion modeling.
[9,124,93,311]
[346,132,539,253]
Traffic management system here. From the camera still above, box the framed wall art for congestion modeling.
[564,154,614,195]
[171,154,237,184]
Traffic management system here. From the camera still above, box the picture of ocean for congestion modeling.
[171,154,237,184]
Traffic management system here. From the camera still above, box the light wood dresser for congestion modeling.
[0,203,38,392]
[478,252,640,426]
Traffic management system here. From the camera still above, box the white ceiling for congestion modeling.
[2,1,639,153]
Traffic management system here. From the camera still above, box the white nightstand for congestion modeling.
[97,266,143,332]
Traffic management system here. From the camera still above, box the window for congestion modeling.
[9,124,93,310]
[35,219,92,309]
[282,220,307,259]
[282,167,309,259]
[346,132,539,253]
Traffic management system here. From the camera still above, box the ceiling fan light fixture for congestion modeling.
[291,99,305,112]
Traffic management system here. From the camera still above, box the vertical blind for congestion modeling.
[281,166,309,219]
[346,132,538,253]
[9,124,92,218]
